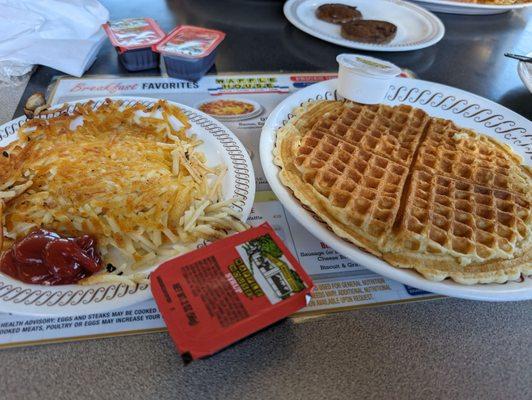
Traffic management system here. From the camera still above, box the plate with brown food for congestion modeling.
[195,97,263,121]
[284,0,444,51]
[409,0,531,15]
[518,52,532,93]
[0,97,255,315]
[260,78,532,301]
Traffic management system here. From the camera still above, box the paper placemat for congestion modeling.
[0,72,439,349]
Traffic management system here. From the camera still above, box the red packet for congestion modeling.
[150,223,314,363]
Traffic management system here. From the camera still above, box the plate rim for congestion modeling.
[0,95,256,316]
[283,0,446,52]
[259,78,532,301]
[411,0,531,10]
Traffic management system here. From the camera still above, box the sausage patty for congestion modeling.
[316,3,362,24]
[340,20,397,44]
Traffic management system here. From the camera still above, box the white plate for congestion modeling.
[0,96,255,316]
[284,0,445,51]
[518,52,532,93]
[260,78,532,301]
[410,0,531,15]
[194,97,264,122]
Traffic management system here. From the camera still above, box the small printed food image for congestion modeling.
[199,99,255,116]
[0,99,246,286]
[315,3,362,24]
[274,100,531,285]
[316,3,398,44]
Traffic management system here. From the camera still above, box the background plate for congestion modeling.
[260,78,532,301]
[517,52,532,93]
[410,0,531,15]
[0,96,255,316]
[283,0,445,51]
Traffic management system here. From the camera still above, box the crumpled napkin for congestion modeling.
[0,0,109,83]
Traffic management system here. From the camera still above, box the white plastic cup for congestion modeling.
[336,54,401,104]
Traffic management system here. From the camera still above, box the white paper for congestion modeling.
[0,0,109,77]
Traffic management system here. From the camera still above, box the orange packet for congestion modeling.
[150,223,314,362]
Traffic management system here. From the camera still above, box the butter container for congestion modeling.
[153,25,226,81]
[103,18,165,71]
[336,54,400,104]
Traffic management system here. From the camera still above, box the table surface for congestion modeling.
[2,1,532,399]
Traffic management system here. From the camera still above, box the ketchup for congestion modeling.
[0,229,103,285]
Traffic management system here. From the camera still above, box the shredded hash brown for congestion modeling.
[0,99,247,285]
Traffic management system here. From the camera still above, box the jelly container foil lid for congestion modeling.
[154,25,226,59]
[103,18,165,51]
[337,54,401,78]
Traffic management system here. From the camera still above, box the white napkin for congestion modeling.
[0,0,109,80]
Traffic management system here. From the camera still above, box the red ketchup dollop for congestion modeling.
[0,229,103,285]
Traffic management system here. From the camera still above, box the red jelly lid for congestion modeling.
[103,18,165,51]
[153,25,226,59]
[150,223,314,362]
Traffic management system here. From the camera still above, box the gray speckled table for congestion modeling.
[2,298,531,400]
[0,80,28,124]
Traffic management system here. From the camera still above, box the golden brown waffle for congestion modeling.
[293,129,408,254]
[311,102,429,166]
[274,100,532,284]
[384,170,531,283]
[416,118,531,197]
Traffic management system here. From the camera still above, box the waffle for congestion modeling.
[275,102,410,255]
[274,100,532,284]
[310,101,429,166]
[383,170,531,283]
[415,118,531,197]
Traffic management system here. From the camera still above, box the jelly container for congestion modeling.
[336,54,401,104]
[103,18,165,71]
[153,25,226,81]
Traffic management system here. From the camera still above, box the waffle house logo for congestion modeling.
[208,77,289,94]
[233,234,305,304]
